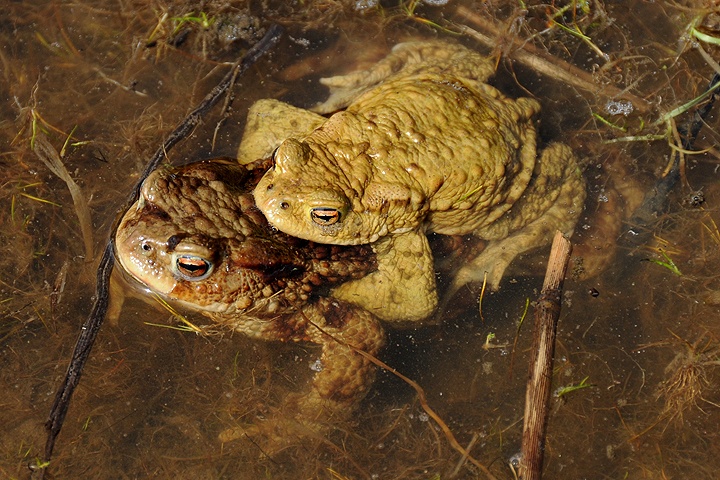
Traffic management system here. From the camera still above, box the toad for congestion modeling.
[114,159,384,446]
[251,40,587,321]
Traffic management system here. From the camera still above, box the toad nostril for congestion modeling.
[141,242,152,251]
[280,201,289,209]
[267,183,274,190]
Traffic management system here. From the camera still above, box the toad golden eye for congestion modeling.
[311,207,340,226]
[173,255,213,281]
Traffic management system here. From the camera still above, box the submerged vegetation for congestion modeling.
[2,0,720,478]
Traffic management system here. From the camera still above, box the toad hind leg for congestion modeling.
[331,231,438,322]
[315,41,495,114]
[443,143,586,304]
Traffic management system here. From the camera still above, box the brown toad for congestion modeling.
[114,159,384,446]
[250,40,587,321]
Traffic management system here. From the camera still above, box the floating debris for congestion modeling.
[604,100,634,116]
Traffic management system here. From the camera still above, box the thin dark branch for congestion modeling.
[35,24,283,478]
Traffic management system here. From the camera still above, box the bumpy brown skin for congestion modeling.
[251,41,587,322]
[114,159,384,447]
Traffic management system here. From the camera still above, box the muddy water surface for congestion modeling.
[2,1,720,479]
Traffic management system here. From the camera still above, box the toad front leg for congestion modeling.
[331,231,438,323]
[237,99,326,163]
[218,298,385,452]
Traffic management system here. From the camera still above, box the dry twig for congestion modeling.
[519,231,572,480]
[455,6,651,112]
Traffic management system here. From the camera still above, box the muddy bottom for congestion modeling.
[2,1,720,479]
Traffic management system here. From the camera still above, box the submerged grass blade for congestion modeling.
[691,27,720,46]
[32,133,94,260]
[143,321,200,333]
[702,217,720,247]
[551,20,608,61]
[150,293,202,334]
[592,112,627,132]
[555,376,592,398]
[19,192,61,207]
[645,251,682,276]
[603,133,667,144]
[655,80,720,125]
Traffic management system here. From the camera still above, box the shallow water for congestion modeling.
[2,1,720,479]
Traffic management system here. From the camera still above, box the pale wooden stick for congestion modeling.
[519,231,572,480]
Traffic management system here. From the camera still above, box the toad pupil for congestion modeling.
[177,257,210,277]
[311,208,340,226]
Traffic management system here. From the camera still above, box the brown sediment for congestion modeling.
[2,1,720,479]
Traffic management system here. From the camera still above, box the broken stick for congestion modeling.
[519,231,572,480]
